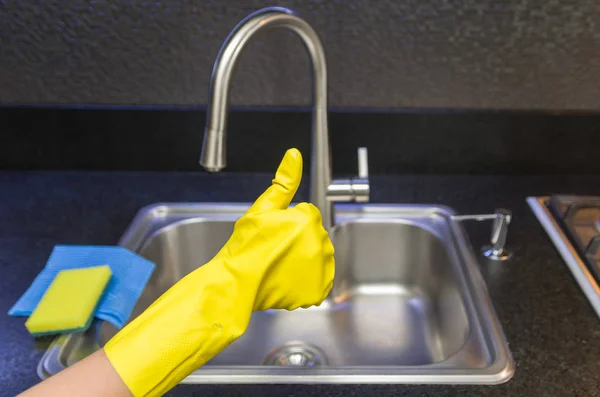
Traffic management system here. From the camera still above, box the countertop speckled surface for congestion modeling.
[2,171,600,396]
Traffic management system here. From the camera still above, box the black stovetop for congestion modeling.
[548,195,600,285]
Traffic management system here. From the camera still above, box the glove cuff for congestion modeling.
[105,258,253,397]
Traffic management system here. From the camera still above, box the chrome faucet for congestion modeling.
[200,7,369,231]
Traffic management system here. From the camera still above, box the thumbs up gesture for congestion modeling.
[105,149,335,397]
[219,148,335,311]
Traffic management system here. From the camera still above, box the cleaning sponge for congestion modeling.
[25,265,112,336]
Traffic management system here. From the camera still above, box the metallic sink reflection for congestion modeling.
[38,203,514,384]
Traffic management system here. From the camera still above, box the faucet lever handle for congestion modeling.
[351,147,370,202]
[327,147,370,203]
[357,147,369,178]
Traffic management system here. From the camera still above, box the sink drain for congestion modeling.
[263,342,328,367]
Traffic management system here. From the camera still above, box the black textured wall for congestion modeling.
[3,0,600,109]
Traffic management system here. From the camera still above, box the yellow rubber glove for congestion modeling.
[104,148,335,397]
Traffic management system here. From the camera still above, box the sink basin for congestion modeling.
[38,203,514,384]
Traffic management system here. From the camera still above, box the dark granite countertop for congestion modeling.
[1,171,600,396]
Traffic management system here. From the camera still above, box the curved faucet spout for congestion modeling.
[200,7,332,229]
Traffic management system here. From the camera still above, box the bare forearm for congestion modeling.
[19,349,132,397]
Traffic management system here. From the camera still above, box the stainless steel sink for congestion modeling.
[38,203,514,384]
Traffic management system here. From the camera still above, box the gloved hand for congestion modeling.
[104,148,335,397]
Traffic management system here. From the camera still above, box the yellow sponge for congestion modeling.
[25,265,112,336]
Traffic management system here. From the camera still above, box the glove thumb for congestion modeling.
[247,148,303,214]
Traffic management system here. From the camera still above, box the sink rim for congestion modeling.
[37,202,515,384]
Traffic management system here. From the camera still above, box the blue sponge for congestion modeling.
[9,245,155,329]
